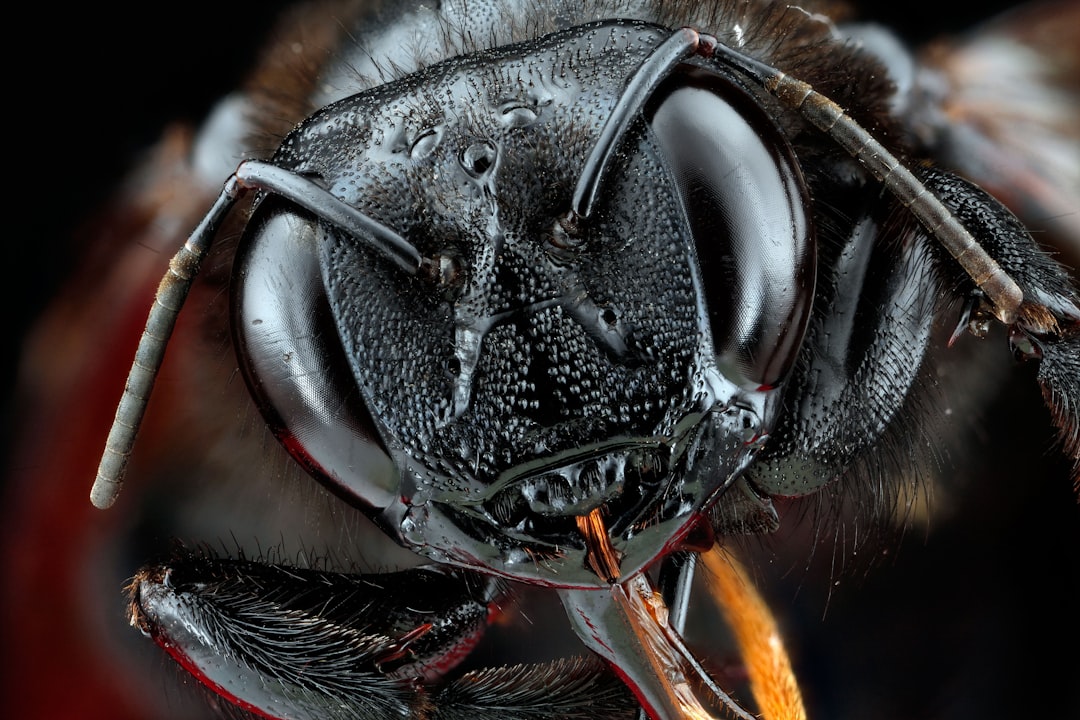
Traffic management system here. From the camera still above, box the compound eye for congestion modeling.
[647,69,815,390]
[230,200,399,511]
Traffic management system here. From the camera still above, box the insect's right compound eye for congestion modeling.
[230,200,401,513]
[646,69,815,391]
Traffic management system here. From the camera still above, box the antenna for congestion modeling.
[91,161,427,508]
[689,28,1024,325]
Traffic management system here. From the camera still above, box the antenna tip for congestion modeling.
[90,476,122,509]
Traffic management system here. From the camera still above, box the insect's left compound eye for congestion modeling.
[646,69,815,390]
[231,199,400,513]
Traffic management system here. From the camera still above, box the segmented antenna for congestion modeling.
[572,26,1023,325]
[687,29,1024,325]
[91,161,427,509]
[90,178,242,509]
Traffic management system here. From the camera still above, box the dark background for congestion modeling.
[12,2,290,376]
[6,2,1076,719]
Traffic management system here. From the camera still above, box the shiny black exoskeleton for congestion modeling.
[89,2,1080,718]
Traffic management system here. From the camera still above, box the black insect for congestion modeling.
[75,1,1078,718]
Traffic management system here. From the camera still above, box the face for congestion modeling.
[8,1,1079,719]
[231,21,820,588]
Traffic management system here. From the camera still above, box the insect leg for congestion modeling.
[919,166,1080,478]
[129,550,499,718]
[130,549,639,719]
[429,656,637,720]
